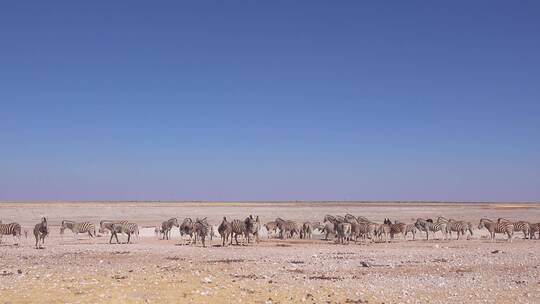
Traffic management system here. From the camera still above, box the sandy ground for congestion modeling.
[1,201,539,303]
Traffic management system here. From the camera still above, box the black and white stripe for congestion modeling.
[33,217,48,249]
[218,217,233,246]
[478,218,513,242]
[415,218,447,240]
[61,220,96,238]
[161,218,179,240]
[0,222,22,245]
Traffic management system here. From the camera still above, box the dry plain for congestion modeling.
[0,201,539,303]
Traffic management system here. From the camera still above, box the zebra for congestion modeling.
[193,218,210,247]
[179,218,194,245]
[321,221,336,240]
[231,218,248,245]
[383,219,407,240]
[414,218,447,240]
[405,224,417,240]
[0,222,22,245]
[529,223,540,239]
[61,220,96,238]
[478,218,513,242]
[218,217,233,247]
[354,221,378,241]
[376,223,392,242]
[264,221,278,238]
[275,218,299,239]
[336,222,352,244]
[161,218,179,240]
[498,218,530,239]
[245,215,260,243]
[300,222,313,239]
[344,214,359,224]
[99,220,128,235]
[109,222,139,244]
[436,217,472,240]
[33,217,49,249]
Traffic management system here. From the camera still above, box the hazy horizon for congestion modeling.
[1,2,539,202]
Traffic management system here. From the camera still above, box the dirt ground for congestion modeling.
[0,201,539,303]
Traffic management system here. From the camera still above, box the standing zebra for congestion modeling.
[245,215,260,243]
[321,221,335,240]
[179,218,194,245]
[444,219,473,240]
[193,218,210,247]
[218,217,233,247]
[231,218,248,245]
[61,220,96,239]
[414,218,447,240]
[498,218,531,239]
[33,217,49,249]
[376,223,391,242]
[405,224,417,240]
[0,222,22,245]
[336,222,352,244]
[478,218,513,242]
[99,220,128,235]
[161,218,179,240]
[109,222,139,244]
[384,219,407,240]
[300,222,313,239]
[275,218,299,239]
[529,223,540,239]
[264,221,278,238]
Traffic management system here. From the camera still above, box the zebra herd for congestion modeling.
[262,214,540,244]
[0,214,539,249]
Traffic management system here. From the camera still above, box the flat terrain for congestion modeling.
[1,201,539,303]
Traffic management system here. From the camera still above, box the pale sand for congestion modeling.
[0,201,539,303]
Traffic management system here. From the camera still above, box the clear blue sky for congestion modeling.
[1,1,539,202]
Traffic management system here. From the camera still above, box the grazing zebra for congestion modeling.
[264,221,278,238]
[61,220,96,238]
[161,218,179,240]
[336,222,352,244]
[300,222,313,239]
[231,219,248,245]
[275,218,299,239]
[478,218,513,242]
[529,223,540,239]
[498,218,531,239]
[179,218,194,244]
[218,217,233,246]
[245,215,260,243]
[33,217,49,249]
[414,218,447,240]
[0,222,22,245]
[109,222,139,244]
[405,224,417,240]
[193,218,210,247]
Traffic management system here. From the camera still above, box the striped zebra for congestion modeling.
[344,214,359,224]
[99,220,128,235]
[275,218,299,239]
[245,215,260,243]
[61,220,96,238]
[498,218,530,239]
[109,222,139,244]
[336,222,352,244]
[478,218,513,242]
[405,224,417,240]
[437,217,473,240]
[529,223,540,239]
[300,222,313,239]
[161,218,179,240]
[193,218,210,247]
[415,218,447,240]
[384,219,407,240]
[264,221,278,238]
[355,221,378,241]
[321,221,335,240]
[0,222,22,245]
[179,218,194,245]
[33,217,49,249]
[231,219,248,245]
[218,217,233,246]
[376,223,391,242]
